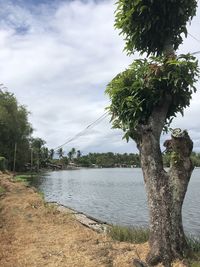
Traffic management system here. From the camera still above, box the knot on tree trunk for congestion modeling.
[171,129,193,157]
[163,129,193,158]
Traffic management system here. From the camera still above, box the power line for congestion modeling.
[53,112,109,151]
[54,112,109,150]
[191,50,200,55]
[188,33,200,44]
[187,32,200,55]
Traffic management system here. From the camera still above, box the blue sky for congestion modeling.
[0,0,200,154]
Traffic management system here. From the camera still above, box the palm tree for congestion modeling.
[57,148,64,160]
[71,148,76,159]
[49,149,54,160]
[77,150,81,158]
[68,151,72,162]
[68,148,76,162]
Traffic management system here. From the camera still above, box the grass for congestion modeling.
[187,236,200,266]
[14,175,30,186]
[38,191,45,200]
[14,174,45,201]
[108,225,200,266]
[108,225,149,244]
[14,173,38,186]
[187,236,200,252]
[0,186,6,195]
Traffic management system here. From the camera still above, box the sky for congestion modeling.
[0,0,200,154]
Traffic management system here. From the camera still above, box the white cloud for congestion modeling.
[0,0,199,153]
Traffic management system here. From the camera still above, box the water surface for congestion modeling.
[31,168,200,236]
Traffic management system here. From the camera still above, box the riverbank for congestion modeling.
[0,172,190,266]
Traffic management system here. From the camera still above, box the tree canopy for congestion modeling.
[106,54,199,140]
[115,0,197,55]
[107,0,199,140]
[0,90,33,170]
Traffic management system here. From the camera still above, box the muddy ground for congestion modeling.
[0,173,186,267]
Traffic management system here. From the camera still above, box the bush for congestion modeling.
[0,157,7,171]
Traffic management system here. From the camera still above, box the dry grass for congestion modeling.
[0,173,188,267]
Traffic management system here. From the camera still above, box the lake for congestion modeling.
[31,168,200,236]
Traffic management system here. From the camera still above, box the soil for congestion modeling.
[0,173,187,267]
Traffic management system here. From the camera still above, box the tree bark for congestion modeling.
[136,102,193,266]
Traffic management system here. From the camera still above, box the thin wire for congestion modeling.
[54,112,108,150]
[188,33,200,44]
[191,50,200,55]
[53,112,109,151]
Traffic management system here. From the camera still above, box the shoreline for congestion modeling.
[47,201,109,233]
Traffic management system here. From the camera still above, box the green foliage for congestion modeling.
[31,138,46,151]
[30,137,49,169]
[108,227,200,265]
[0,90,33,170]
[60,156,69,166]
[49,149,54,160]
[106,54,199,139]
[38,191,45,200]
[68,148,76,161]
[75,152,140,168]
[163,152,200,167]
[190,261,200,267]
[187,236,200,267]
[191,152,200,167]
[14,175,30,186]
[187,236,200,253]
[108,225,149,243]
[57,147,64,159]
[115,0,197,55]
[0,157,7,171]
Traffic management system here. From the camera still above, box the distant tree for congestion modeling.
[76,156,91,167]
[40,147,49,167]
[71,147,76,159]
[191,152,200,167]
[96,154,115,168]
[67,151,72,161]
[106,0,199,265]
[77,150,81,158]
[49,149,54,160]
[61,156,69,166]
[57,148,64,160]
[31,137,46,170]
[68,148,76,162]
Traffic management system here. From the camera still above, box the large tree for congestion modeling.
[0,89,33,170]
[106,1,199,266]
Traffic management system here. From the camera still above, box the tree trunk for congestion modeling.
[136,103,193,266]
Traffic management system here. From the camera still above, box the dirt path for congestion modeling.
[0,173,185,267]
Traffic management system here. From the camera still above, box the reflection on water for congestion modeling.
[30,168,200,236]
